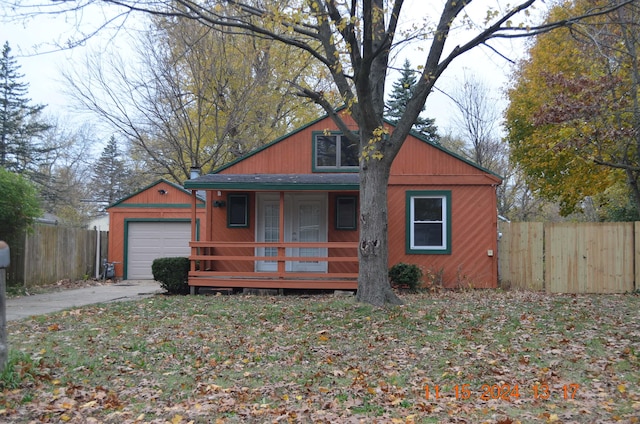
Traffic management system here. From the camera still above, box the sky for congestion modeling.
[0,1,533,145]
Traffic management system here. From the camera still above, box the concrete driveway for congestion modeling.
[5,280,164,321]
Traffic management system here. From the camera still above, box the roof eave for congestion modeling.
[184,181,359,191]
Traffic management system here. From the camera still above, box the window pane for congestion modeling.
[414,223,443,247]
[264,203,279,260]
[316,135,337,167]
[298,204,320,262]
[340,137,359,167]
[414,198,442,221]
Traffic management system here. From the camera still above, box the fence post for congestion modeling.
[0,241,10,372]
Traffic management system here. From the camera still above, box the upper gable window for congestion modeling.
[313,132,359,172]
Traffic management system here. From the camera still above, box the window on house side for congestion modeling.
[406,191,451,254]
[335,196,358,230]
[313,133,358,171]
[227,194,249,228]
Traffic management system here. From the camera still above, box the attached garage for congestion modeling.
[107,179,206,280]
[126,220,192,279]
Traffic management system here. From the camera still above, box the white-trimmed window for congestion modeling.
[313,132,358,171]
[406,191,451,254]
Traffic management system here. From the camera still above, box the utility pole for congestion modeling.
[0,241,9,372]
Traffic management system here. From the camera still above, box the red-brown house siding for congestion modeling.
[206,191,255,273]
[186,112,501,289]
[327,192,359,274]
[386,130,500,288]
[107,180,206,278]
[387,183,498,289]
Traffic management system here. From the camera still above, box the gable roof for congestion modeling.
[407,128,503,180]
[187,110,502,184]
[211,110,331,175]
[107,178,205,209]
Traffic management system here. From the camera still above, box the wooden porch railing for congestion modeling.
[188,241,359,291]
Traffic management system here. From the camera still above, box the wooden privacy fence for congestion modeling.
[499,222,638,293]
[7,224,108,287]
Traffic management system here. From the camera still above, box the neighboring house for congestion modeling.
[87,214,109,231]
[36,212,60,226]
[107,179,206,279]
[184,112,502,293]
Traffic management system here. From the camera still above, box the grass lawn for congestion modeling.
[1,290,639,423]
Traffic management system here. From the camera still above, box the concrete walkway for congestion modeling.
[6,280,165,321]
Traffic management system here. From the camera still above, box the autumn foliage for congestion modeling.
[506,0,640,217]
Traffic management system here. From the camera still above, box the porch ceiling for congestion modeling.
[184,173,360,191]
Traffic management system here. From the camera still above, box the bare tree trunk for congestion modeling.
[356,160,403,306]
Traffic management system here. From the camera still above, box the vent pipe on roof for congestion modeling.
[190,166,206,199]
[190,166,201,180]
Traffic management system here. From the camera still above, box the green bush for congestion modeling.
[389,263,424,292]
[151,257,190,294]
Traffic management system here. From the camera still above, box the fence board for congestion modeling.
[545,223,634,294]
[7,224,108,287]
[498,222,544,290]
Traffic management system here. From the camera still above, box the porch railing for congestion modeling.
[188,241,359,289]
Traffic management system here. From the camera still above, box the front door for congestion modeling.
[256,193,328,272]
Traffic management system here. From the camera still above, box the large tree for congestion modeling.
[36,120,100,226]
[506,0,640,218]
[7,0,633,305]
[64,15,326,183]
[0,42,51,177]
[450,74,504,170]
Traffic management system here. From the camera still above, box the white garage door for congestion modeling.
[127,221,192,279]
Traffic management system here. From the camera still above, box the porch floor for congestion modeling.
[188,275,358,292]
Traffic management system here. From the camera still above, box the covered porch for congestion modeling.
[185,174,360,293]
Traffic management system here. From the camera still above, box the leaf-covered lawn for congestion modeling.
[2,290,639,423]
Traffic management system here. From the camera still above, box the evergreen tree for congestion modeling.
[90,136,134,207]
[0,41,51,175]
[386,60,439,143]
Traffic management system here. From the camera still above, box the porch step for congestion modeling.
[188,277,358,291]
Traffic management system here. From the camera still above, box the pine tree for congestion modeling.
[0,42,51,174]
[386,59,439,143]
[90,136,134,207]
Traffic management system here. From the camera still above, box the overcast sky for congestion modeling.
[0,1,531,144]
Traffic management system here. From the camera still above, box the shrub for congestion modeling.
[151,257,190,295]
[389,263,424,292]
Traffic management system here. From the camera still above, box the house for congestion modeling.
[107,179,206,279]
[87,214,109,231]
[183,113,502,293]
